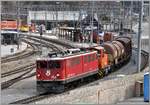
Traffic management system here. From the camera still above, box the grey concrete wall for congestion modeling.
[35,68,148,104]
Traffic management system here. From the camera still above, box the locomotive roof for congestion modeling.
[37,51,97,61]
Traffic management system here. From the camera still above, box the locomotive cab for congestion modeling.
[92,46,109,70]
[36,58,66,93]
[36,51,99,93]
[36,58,65,81]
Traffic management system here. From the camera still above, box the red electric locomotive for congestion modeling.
[36,50,99,93]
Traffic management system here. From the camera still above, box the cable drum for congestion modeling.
[103,42,117,60]
[115,36,132,57]
[112,41,125,57]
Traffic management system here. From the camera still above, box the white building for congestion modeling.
[28,11,80,22]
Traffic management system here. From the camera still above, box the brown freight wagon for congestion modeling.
[103,32,114,42]
[115,36,132,58]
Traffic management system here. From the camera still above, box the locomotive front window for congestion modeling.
[37,61,47,69]
[48,61,60,69]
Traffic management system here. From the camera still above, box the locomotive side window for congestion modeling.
[84,54,96,63]
[76,57,80,65]
[91,54,95,61]
[69,57,80,67]
[37,61,47,69]
[84,55,91,63]
[88,55,91,62]
[84,56,87,63]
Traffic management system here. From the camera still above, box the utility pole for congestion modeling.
[130,1,133,32]
[137,0,143,72]
[73,12,76,28]
[90,0,94,46]
[148,1,150,103]
[56,2,59,36]
[142,1,150,102]
[39,25,43,56]
[45,10,47,33]
[34,8,37,33]
[17,1,20,50]
[119,1,124,33]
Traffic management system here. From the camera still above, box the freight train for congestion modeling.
[36,36,132,93]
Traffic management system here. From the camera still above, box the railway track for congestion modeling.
[1,35,74,90]
[1,41,39,63]
[26,35,74,49]
[1,63,35,78]
[9,47,149,104]
[10,93,54,104]
[1,63,35,89]
[1,69,34,90]
[23,36,63,52]
[10,81,80,104]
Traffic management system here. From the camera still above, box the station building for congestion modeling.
[1,30,19,45]
[0,20,20,45]
[28,11,80,30]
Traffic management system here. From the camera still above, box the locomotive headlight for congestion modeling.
[46,70,51,76]
[56,73,60,77]
[37,74,40,77]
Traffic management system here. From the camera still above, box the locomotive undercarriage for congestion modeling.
[37,81,65,93]
[37,72,99,93]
